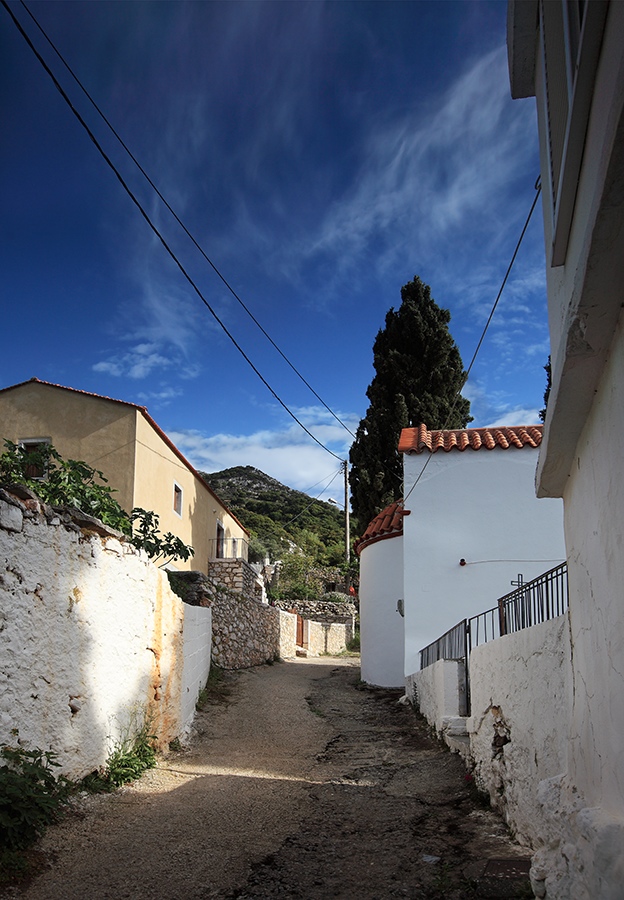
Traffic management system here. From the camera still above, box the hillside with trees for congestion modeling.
[201,466,348,568]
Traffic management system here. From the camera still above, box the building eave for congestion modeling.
[507,0,539,99]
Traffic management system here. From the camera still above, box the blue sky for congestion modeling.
[1,1,547,504]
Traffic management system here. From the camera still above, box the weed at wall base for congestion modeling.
[81,714,157,792]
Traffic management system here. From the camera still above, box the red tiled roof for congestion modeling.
[354,500,409,556]
[398,424,543,454]
[0,378,249,536]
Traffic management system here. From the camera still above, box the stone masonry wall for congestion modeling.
[209,558,263,602]
[172,571,297,668]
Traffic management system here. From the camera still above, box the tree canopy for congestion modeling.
[349,276,471,533]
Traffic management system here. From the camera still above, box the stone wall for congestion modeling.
[276,596,356,625]
[0,488,212,779]
[412,614,572,857]
[467,614,571,849]
[409,658,468,739]
[172,570,297,668]
[209,557,264,602]
[305,620,350,656]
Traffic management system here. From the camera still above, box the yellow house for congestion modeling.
[0,378,248,575]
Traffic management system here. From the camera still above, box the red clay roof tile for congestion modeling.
[354,500,409,556]
[398,424,543,455]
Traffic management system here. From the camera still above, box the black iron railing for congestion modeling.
[418,563,569,714]
[420,618,469,669]
[468,562,569,650]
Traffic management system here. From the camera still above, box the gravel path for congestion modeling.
[5,657,532,899]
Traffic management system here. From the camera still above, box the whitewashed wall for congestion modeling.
[468,614,571,849]
[402,447,566,677]
[530,311,624,900]
[181,604,213,738]
[0,497,211,779]
[304,619,349,656]
[409,658,467,737]
[359,534,404,687]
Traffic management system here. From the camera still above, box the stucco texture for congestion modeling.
[402,445,566,676]
[0,499,211,779]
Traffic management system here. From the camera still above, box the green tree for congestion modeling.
[349,276,471,533]
[539,356,551,422]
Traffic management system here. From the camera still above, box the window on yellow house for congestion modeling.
[173,482,183,517]
[216,521,225,559]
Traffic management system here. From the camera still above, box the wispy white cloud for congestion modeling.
[167,403,357,497]
[93,342,187,380]
[487,407,542,427]
[276,46,537,302]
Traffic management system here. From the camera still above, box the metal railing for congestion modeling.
[468,562,569,650]
[420,618,468,669]
[418,563,569,713]
[207,537,249,560]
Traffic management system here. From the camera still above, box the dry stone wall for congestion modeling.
[209,558,264,602]
[0,488,211,779]
[172,570,297,668]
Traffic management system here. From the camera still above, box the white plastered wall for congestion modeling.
[402,446,566,677]
[0,509,212,778]
[530,308,624,900]
[359,534,405,687]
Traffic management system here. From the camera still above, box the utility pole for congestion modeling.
[343,459,350,566]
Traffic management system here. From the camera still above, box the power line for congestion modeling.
[2,0,345,463]
[281,467,343,529]
[17,0,357,442]
[403,178,543,505]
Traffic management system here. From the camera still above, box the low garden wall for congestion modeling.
[0,489,212,780]
[305,620,350,656]
[410,613,572,853]
[467,613,571,848]
[409,658,468,739]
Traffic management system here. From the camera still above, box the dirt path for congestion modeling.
[6,658,532,899]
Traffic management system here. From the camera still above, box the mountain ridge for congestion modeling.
[200,465,346,565]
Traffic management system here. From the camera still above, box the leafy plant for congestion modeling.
[0,745,71,850]
[0,441,193,565]
[0,441,130,533]
[130,508,193,567]
[81,717,156,792]
[346,630,360,652]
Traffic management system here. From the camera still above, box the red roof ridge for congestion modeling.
[398,423,543,454]
[354,499,410,556]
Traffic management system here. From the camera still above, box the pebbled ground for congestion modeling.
[2,657,532,899]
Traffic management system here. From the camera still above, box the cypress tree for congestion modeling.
[349,275,471,533]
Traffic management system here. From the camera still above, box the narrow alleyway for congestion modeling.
[8,658,532,899]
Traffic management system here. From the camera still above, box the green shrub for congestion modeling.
[0,746,71,850]
[346,630,360,652]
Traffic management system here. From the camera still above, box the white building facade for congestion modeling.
[399,425,566,678]
[508,2,624,896]
[355,501,406,688]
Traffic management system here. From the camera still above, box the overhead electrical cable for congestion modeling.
[281,467,343,528]
[403,178,543,505]
[17,0,356,442]
[2,0,345,463]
